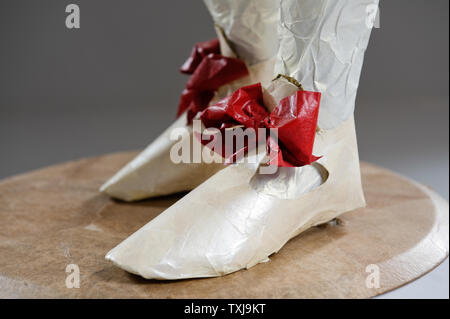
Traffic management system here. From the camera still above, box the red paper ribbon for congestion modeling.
[177,39,249,124]
[199,83,322,167]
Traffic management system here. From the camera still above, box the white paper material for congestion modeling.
[203,0,279,65]
[275,0,379,129]
[100,2,280,201]
[263,76,300,112]
[106,0,376,279]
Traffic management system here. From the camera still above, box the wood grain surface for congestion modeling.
[0,152,448,298]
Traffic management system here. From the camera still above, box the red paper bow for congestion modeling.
[199,83,322,167]
[177,39,249,124]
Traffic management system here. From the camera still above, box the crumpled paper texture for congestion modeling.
[199,81,321,167]
[203,0,279,65]
[275,0,379,129]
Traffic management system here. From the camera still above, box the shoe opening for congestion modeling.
[249,162,329,199]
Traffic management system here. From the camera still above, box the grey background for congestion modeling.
[0,0,448,298]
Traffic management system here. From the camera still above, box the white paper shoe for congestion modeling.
[100,0,280,201]
[99,113,224,200]
[106,116,363,279]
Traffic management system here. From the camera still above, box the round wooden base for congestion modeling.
[0,152,448,298]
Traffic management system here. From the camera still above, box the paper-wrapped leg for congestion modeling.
[100,0,279,201]
[276,0,379,129]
